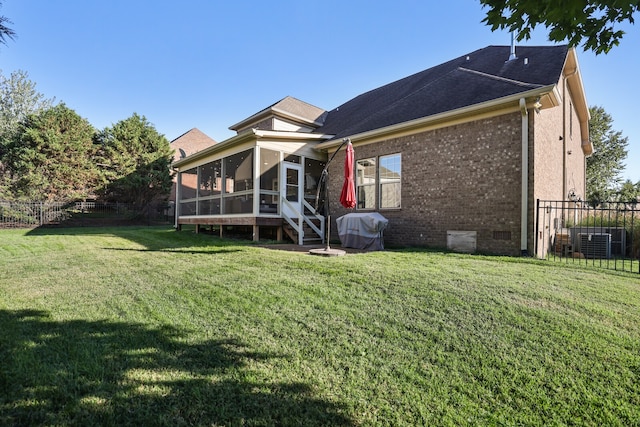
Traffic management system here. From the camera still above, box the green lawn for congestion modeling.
[1,226,639,426]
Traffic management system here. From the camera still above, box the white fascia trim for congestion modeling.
[252,129,334,140]
[171,129,334,168]
[315,84,558,151]
[171,131,255,168]
[229,108,274,131]
[230,107,326,131]
[270,107,326,128]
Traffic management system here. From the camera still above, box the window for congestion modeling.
[179,168,198,216]
[198,160,221,197]
[355,154,402,211]
[356,158,376,209]
[186,160,222,215]
[284,153,300,164]
[260,148,280,214]
[224,195,254,214]
[198,198,221,215]
[260,149,279,190]
[178,149,255,217]
[379,154,401,209]
[223,149,254,214]
[224,149,253,193]
[304,158,325,201]
[181,201,196,216]
[180,168,198,200]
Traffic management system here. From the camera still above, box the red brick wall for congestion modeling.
[328,113,527,255]
[170,129,216,202]
[531,79,587,257]
[328,104,586,256]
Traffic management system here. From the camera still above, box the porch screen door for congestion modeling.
[281,162,302,219]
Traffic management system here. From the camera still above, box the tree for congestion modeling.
[480,0,640,54]
[5,104,99,201]
[586,105,629,203]
[617,179,640,203]
[0,70,55,144]
[0,1,15,46]
[0,70,56,199]
[95,113,173,208]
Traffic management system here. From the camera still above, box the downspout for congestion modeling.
[175,169,181,229]
[519,98,529,256]
[563,68,578,202]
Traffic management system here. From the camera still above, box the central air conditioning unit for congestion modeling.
[578,233,611,259]
[571,227,626,257]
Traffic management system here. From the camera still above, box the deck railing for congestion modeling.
[281,197,325,245]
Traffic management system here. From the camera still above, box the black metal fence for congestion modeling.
[536,199,639,274]
[0,201,174,228]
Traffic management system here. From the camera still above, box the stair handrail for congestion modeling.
[302,199,325,243]
[282,197,303,245]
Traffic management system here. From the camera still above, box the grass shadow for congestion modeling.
[101,247,243,255]
[0,309,353,426]
[24,225,247,253]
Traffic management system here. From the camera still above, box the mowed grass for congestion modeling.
[0,226,639,426]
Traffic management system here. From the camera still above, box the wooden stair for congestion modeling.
[283,217,323,245]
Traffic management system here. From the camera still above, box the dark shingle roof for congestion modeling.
[315,45,569,140]
[230,96,327,132]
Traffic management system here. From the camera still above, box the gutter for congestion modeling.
[316,84,559,151]
[252,129,333,140]
[564,48,592,156]
[171,130,255,168]
[563,67,578,201]
[230,106,327,131]
[171,129,332,169]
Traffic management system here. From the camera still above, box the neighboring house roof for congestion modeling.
[315,45,570,141]
[170,128,217,162]
[230,96,328,132]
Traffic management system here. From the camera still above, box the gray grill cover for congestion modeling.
[336,213,388,251]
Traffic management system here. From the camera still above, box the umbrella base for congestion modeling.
[308,247,346,257]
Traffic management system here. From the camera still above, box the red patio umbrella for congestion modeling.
[339,141,356,209]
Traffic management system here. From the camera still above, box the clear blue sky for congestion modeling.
[2,0,639,183]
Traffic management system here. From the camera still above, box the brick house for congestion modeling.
[172,45,592,256]
[169,128,216,206]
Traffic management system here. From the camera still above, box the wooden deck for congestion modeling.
[178,216,283,227]
[177,216,284,242]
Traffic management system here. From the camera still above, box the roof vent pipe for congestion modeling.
[508,32,517,61]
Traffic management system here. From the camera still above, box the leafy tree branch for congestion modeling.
[480,0,640,54]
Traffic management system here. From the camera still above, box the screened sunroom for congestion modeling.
[172,96,334,244]
[173,129,330,244]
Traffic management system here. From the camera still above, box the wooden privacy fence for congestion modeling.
[536,199,640,274]
[0,201,174,228]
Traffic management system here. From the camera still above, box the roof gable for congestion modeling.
[316,45,569,140]
[230,96,327,133]
[170,128,217,160]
